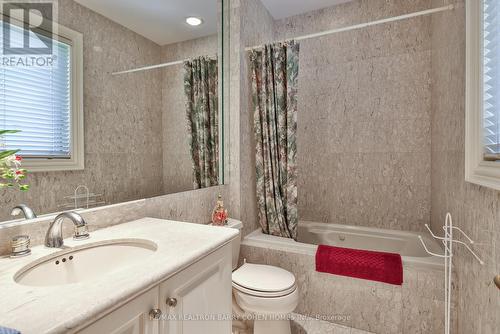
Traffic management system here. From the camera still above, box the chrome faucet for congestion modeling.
[45,212,90,248]
[11,204,37,220]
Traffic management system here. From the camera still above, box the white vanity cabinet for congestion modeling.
[159,244,233,334]
[78,245,232,334]
[78,287,160,334]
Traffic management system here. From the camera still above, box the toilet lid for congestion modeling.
[232,263,296,293]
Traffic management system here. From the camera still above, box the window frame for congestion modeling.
[0,13,84,172]
[465,0,500,190]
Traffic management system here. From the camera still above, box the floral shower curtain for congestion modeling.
[249,41,300,240]
[184,56,219,189]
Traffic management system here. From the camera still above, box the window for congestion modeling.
[482,0,500,160]
[0,16,83,172]
[466,0,500,189]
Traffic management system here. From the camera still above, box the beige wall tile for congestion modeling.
[430,0,500,332]
[275,0,433,231]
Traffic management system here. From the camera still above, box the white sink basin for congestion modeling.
[14,239,157,287]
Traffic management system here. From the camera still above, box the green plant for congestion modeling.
[0,130,29,191]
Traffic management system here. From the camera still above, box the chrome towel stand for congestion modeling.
[418,213,484,334]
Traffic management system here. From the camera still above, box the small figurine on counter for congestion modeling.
[212,194,229,226]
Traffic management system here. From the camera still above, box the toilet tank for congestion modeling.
[225,219,243,270]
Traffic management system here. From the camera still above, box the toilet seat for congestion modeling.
[232,263,296,297]
[232,281,297,297]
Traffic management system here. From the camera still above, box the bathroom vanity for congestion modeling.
[0,218,238,334]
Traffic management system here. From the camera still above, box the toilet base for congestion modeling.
[253,319,291,334]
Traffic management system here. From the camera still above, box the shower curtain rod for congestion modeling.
[111,55,217,76]
[244,4,455,51]
[113,4,454,74]
[112,59,184,75]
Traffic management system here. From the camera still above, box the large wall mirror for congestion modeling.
[0,0,227,224]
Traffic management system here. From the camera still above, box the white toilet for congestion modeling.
[226,219,299,334]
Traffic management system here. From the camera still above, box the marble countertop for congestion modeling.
[0,218,239,334]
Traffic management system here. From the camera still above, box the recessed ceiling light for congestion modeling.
[186,17,203,26]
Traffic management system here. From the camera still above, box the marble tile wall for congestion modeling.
[229,0,276,237]
[241,244,453,334]
[0,0,164,221]
[241,0,276,238]
[160,35,219,195]
[430,0,500,333]
[227,0,243,227]
[272,0,433,232]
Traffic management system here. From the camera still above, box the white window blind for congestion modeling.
[483,0,500,159]
[0,21,72,159]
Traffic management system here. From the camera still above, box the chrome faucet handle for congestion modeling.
[10,235,31,258]
[74,224,90,240]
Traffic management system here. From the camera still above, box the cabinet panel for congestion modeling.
[77,243,233,334]
[78,287,160,334]
[160,245,232,334]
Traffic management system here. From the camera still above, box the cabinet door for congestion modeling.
[159,245,232,334]
[78,287,160,334]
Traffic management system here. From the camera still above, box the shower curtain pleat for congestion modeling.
[249,41,299,240]
[184,57,219,189]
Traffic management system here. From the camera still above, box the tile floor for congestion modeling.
[232,313,375,334]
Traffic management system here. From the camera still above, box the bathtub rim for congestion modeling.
[242,224,444,270]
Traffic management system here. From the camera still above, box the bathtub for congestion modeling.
[240,221,448,333]
[243,220,444,269]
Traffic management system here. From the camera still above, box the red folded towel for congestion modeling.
[315,245,403,285]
